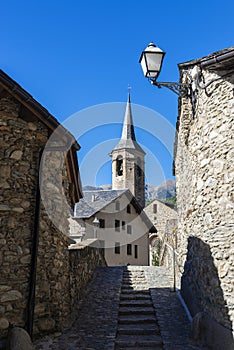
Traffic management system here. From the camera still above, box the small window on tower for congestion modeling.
[116,157,123,176]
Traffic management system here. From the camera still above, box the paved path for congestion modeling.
[34,266,205,350]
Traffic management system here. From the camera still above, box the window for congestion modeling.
[115,242,120,254]
[99,219,105,229]
[127,225,132,234]
[116,157,123,176]
[127,204,131,213]
[134,245,138,259]
[115,220,120,232]
[115,201,120,211]
[153,204,157,214]
[122,221,125,230]
[127,244,132,255]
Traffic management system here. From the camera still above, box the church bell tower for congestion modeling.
[110,93,145,208]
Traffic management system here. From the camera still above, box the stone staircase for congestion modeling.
[114,268,163,349]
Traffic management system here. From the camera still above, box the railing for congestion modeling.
[159,222,184,292]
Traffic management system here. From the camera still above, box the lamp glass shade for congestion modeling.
[139,43,165,79]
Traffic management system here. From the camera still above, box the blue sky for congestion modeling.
[1,0,234,186]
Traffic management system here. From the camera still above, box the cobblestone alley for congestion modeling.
[34,266,205,350]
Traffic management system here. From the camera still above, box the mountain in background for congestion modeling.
[145,179,176,200]
[83,179,176,201]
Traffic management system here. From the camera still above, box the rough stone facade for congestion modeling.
[174,48,234,348]
[144,199,177,266]
[0,72,105,341]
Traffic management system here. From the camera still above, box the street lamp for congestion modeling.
[93,217,100,239]
[139,42,190,97]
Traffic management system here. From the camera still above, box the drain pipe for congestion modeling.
[26,150,43,338]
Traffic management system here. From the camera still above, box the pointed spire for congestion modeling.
[121,92,136,141]
[110,92,145,155]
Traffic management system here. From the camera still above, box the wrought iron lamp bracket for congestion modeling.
[149,78,190,97]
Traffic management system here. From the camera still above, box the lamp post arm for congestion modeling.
[149,79,190,97]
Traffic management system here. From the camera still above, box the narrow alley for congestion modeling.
[34,266,204,350]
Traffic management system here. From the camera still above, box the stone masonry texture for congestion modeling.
[175,61,234,347]
[0,92,105,340]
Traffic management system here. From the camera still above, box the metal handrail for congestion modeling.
[160,240,184,291]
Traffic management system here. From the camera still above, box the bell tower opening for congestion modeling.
[116,156,123,177]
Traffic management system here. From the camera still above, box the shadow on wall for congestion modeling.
[181,236,234,350]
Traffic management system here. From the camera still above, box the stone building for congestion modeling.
[144,199,177,266]
[110,93,145,208]
[0,70,105,341]
[174,47,234,349]
[72,189,156,266]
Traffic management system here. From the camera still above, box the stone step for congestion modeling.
[117,324,160,335]
[121,287,148,291]
[115,347,162,350]
[122,276,146,282]
[122,275,146,279]
[121,284,147,288]
[118,315,157,324]
[122,280,146,286]
[120,299,153,307]
[115,334,163,348]
[120,293,151,301]
[121,289,150,295]
[119,307,155,315]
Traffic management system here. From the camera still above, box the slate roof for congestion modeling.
[111,93,145,154]
[74,189,157,233]
[74,189,127,218]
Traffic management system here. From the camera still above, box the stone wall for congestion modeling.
[68,240,106,325]
[0,92,106,340]
[0,94,48,338]
[175,65,234,346]
[144,200,177,267]
[144,199,177,241]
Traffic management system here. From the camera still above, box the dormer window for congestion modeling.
[116,156,123,176]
